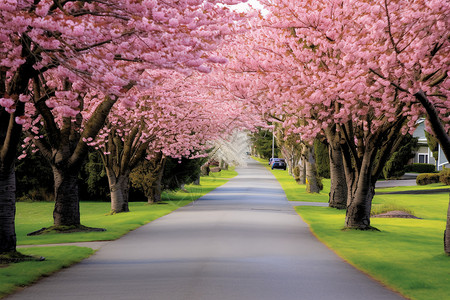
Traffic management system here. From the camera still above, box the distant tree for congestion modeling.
[163,157,205,191]
[425,130,439,163]
[251,128,279,159]
[383,135,418,179]
[15,150,53,201]
[314,138,330,179]
[129,153,165,204]
[79,151,109,201]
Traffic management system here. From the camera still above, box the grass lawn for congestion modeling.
[1,169,237,299]
[17,169,237,245]
[0,247,94,299]
[255,158,450,300]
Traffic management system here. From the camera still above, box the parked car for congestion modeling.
[270,158,287,170]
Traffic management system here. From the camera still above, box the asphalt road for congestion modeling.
[8,160,405,300]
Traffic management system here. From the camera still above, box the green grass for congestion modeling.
[2,169,237,299]
[256,158,450,300]
[297,206,450,300]
[376,182,449,194]
[0,246,94,298]
[16,169,237,245]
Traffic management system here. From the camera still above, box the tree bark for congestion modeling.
[344,157,376,229]
[299,157,306,184]
[193,174,200,185]
[325,129,347,209]
[304,145,321,193]
[148,159,165,204]
[106,169,130,213]
[52,166,81,226]
[0,166,16,253]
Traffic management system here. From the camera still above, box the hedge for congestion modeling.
[405,163,436,173]
[416,173,440,185]
[439,168,450,185]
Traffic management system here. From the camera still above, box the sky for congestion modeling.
[233,0,265,12]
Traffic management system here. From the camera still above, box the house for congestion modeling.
[412,119,449,170]
[437,144,449,171]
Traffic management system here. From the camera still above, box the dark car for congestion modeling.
[270,158,287,170]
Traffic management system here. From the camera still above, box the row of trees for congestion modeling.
[1,0,449,257]
[218,0,450,253]
[0,0,258,255]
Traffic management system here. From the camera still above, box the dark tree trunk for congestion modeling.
[0,167,17,253]
[304,145,321,193]
[345,163,376,229]
[193,174,200,185]
[148,160,165,204]
[52,166,81,226]
[326,131,347,209]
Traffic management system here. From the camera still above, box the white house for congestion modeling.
[412,119,449,170]
[437,144,449,171]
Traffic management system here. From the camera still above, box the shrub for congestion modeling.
[314,139,330,178]
[416,173,440,185]
[293,165,300,182]
[17,188,54,202]
[439,168,450,185]
[405,163,436,173]
[383,135,418,179]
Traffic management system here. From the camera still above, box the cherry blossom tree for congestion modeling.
[221,0,448,233]
[261,0,448,230]
[0,0,248,254]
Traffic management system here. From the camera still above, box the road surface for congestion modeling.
[8,160,404,300]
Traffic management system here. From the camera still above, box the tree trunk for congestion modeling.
[0,166,17,253]
[147,159,165,204]
[219,160,228,170]
[304,145,321,193]
[295,157,307,185]
[344,158,376,230]
[328,139,347,209]
[106,169,130,213]
[445,193,450,255]
[193,174,200,185]
[52,166,81,227]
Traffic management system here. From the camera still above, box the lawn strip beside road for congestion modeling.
[1,169,237,299]
[0,247,94,299]
[16,168,237,246]
[257,158,450,300]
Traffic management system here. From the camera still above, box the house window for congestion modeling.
[419,154,428,164]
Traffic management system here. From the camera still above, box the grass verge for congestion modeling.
[16,169,237,245]
[257,158,450,300]
[0,247,94,298]
[2,169,237,299]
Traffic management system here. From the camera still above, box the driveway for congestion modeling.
[8,160,405,300]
